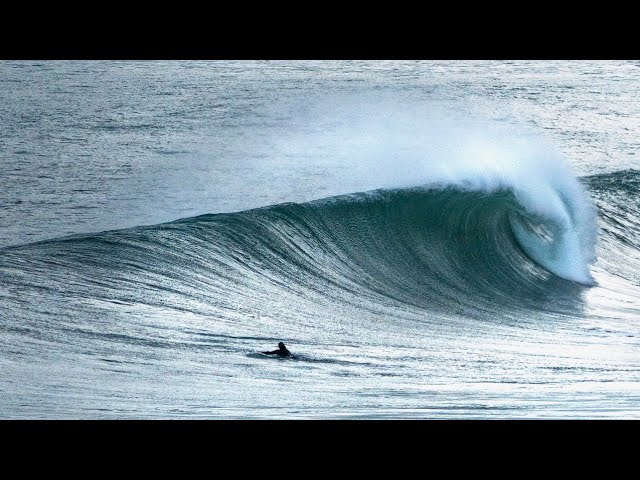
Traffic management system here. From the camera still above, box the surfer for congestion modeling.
[262,342,291,358]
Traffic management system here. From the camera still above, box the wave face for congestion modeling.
[1,167,598,319]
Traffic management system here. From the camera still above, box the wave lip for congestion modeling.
[507,176,598,286]
[399,133,600,287]
[353,123,601,286]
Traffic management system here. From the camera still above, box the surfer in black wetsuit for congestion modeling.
[262,342,291,358]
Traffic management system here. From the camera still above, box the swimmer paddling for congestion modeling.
[262,342,291,358]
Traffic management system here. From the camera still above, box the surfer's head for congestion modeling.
[278,342,286,350]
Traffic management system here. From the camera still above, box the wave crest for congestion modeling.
[1,141,601,318]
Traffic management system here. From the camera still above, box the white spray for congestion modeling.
[274,94,599,284]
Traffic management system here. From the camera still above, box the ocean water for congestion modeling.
[1,60,639,418]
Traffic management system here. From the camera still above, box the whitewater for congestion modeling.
[1,61,639,418]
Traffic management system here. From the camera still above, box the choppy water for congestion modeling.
[1,61,639,418]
